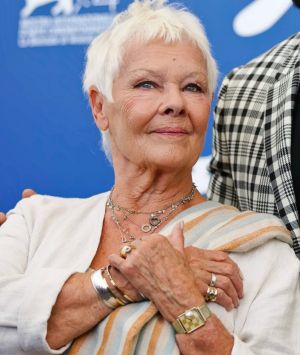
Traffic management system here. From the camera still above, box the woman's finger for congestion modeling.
[213,274,239,308]
[108,266,143,302]
[186,247,243,299]
[185,247,228,261]
[192,269,238,309]
[213,288,235,311]
[108,253,126,271]
[203,260,243,299]
[22,188,37,199]
[0,212,7,225]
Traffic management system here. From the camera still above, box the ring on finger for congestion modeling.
[209,273,217,287]
[120,244,136,259]
[205,286,218,302]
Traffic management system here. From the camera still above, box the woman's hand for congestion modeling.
[109,223,233,355]
[109,223,204,322]
[184,247,243,311]
[105,265,144,302]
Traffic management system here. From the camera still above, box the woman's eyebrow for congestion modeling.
[129,69,207,80]
[184,71,208,80]
[129,69,163,78]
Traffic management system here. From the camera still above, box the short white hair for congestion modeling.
[83,0,218,159]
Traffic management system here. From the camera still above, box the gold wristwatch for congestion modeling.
[172,303,212,334]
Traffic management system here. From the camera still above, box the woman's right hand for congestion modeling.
[106,265,145,302]
[184,247,243,311]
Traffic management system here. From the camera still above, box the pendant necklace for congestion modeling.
[107,183,197,243]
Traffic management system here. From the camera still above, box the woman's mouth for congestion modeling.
[152,128,189,136]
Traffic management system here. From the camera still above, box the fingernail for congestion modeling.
[239,269,244,280]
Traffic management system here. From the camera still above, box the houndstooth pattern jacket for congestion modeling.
[208,32,300,258]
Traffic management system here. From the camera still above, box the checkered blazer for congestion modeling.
[208,32,300,258]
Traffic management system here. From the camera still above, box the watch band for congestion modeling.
[172,303,212,334]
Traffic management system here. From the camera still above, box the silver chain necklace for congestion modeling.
[107,183,197,243]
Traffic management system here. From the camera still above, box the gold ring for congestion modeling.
[120,244,135,259]
[209,273,217,287]
[205,286,218,302]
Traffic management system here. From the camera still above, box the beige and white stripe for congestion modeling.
[69,201,291,355]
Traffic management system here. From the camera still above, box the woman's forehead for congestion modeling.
[120,38,206,74]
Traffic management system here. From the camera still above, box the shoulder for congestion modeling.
[201,201,286,228]
[225,32,300,83]
[233,237,299,283]
[7,192,110,222]
[207,206,292,251]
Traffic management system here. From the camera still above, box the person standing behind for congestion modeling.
[208,0,300,258]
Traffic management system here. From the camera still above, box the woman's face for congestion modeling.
[99,38,212,172]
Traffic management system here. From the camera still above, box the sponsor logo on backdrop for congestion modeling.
[18,0,119,47]
[18,0,295,48]
[233,0,293,37]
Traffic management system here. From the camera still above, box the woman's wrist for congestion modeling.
[172,302,212,334]
[176,315,234,355]
[46,272,111,349]
[153,281,205,323]
[90,266,137,311]
[90,268,126,309]
[78,271,112,318]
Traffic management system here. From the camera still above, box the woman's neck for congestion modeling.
[112,168,204,212]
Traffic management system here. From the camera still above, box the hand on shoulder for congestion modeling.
[0,188,37,226]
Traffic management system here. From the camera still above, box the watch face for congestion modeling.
[173,304,211,334]
[180,308,204,333]
[185,309,199,319]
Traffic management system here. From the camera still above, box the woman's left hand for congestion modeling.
[184,247,243,311]
[109,223,234,355]
[108,223,203,322]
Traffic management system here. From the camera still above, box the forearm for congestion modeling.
[176,315,233,355]
[146,269,233,355]
[153,290,233,355]
[46,271,111,349]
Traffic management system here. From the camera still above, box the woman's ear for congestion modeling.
[89,86,109,131]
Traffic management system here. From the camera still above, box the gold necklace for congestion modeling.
[107,183,197,243]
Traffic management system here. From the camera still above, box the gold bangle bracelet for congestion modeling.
[105,265,134,303]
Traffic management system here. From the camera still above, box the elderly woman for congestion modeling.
[0,1,300,354]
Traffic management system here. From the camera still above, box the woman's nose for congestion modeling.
[159,86,186,117]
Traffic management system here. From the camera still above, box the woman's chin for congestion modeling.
[143,153,197,172]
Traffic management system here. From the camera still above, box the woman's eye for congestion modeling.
[184,83,203,93]
[135,81,156,89]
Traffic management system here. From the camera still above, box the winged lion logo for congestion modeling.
[20,0,118,18]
